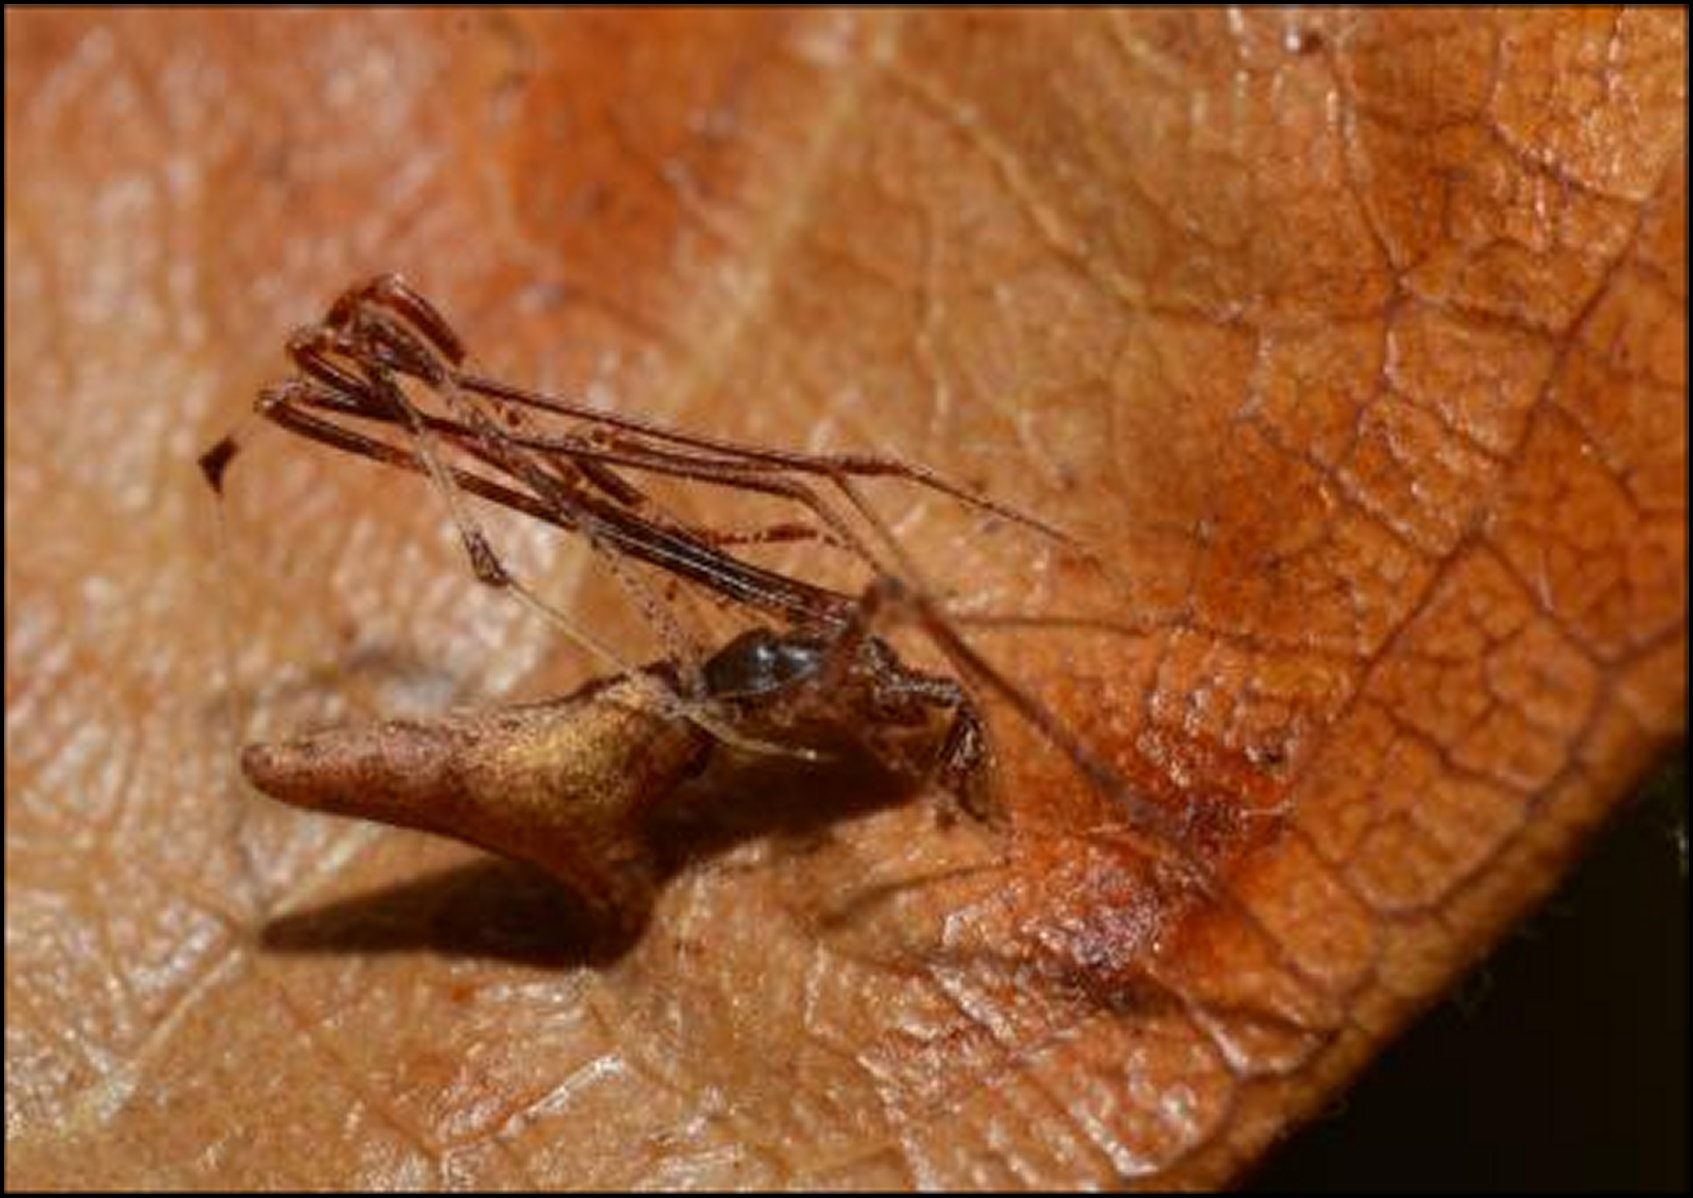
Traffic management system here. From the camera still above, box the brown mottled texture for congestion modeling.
[5,9,1685,1188]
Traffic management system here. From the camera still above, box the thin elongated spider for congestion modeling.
[204,275,1203,882]
[205,276,1031,818]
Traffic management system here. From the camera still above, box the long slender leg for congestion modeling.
[292,313,807,678]
[456,368,1080,548]
[351,303,859,638]
[289,279,1065,632]
[278,362,852,563]
[260,371,861,629]
[333,282,1075,570]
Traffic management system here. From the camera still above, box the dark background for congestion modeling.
[1254,748,1688,1191]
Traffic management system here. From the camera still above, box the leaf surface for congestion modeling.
[5,9,1685,1188]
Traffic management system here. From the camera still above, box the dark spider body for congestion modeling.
[701,627,993,821]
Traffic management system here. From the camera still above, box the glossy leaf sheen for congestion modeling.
[4,9,1685,1188]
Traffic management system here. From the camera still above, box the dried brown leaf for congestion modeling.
[5,8,1685,1188]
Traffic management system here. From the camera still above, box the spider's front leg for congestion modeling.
[866,662,1001,827]
[814,577,1003,825]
